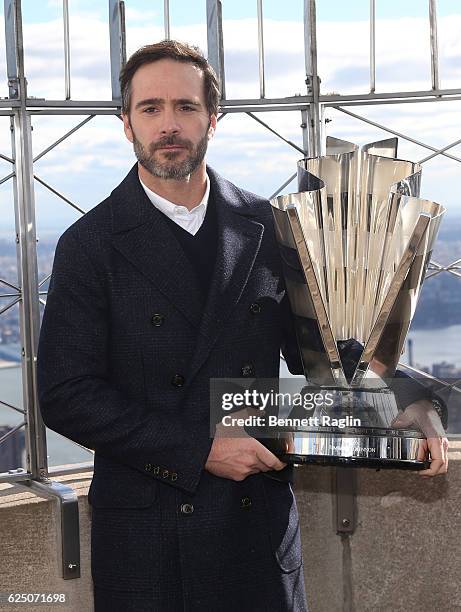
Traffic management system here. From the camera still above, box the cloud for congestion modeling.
[0,10,460,220]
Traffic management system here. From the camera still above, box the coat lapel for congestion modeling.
[109,164,203,329]
[187,167,265,382]
[108,164,266,381]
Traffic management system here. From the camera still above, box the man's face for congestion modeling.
[122,59,217,180]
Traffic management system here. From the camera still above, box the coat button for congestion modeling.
[162,469,169,478]
[170,472,178,481]
[180,503,194,515]
[171,374,185,387]
[241,364,255,377]
[241,496,252,509]
[151,313,164,327]
[249,302,261,314]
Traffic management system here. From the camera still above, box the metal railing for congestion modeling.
[0,0,459,576]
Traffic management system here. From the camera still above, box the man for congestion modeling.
[37,40,448,612]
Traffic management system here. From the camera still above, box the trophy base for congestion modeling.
[264,428,430,470]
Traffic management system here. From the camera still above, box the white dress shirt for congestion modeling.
[139,174,210,236]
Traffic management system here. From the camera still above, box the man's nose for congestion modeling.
[159,108,181,135]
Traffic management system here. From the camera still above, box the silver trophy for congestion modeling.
[269,137,445,469]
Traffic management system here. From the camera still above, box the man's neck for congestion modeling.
[138,162,208,211]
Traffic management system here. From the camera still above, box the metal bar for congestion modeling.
[33,175,87,215]
[0,420,25,445]
[300,108,309,155]
[33,116,95,163]
[429,0,440,91]
[0,152,14,163]
[335,467,356,534]
[217,112,227,122]
[333,106,461,164]
[399,363,461,395]
[206,0,226,99]
[417,136,461,164]
[164,0,170,39]
[4,0,20,99]
[269,172,297,199]
[0,171,14,185]
[26,99,122,107]
[29,109,120,115]
[320,87,461,103]
[11,102,48,480]
[0,278,20,291]
[17,480,81,579]
[0,293,21,297]
[0,469,31,483]
[0,398,25,416]
[48,461,94,477]
[0,295,21,316]
[246,112,305,154]
[257,0,265,98]
[39,273,52,288]
[109,0,126,101]
[303,0,320,156]
[369,0,376,93]
[63,0,71,100]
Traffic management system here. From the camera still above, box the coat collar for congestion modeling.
[109,163,265,378]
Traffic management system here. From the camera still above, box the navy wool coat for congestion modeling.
[37,164,308,612]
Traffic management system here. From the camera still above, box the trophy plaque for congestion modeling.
[269,137,445,469]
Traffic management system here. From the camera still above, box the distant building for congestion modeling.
[432,361,461,379]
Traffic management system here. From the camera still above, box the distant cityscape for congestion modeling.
[1,218,460,375]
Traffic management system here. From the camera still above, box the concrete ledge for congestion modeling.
[0,472,93,612]
[294,441,461,612]
[0,445,460,612]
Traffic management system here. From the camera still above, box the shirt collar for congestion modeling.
[139,172,210,219]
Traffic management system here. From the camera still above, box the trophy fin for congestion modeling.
[325,136,358,156]
[351,213,432,386]
[283,204,348,387]
[363,137,398,159]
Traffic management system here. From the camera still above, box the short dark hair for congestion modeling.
[119,40,220,117]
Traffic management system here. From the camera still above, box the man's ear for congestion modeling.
[208,114,217,140]
[122,112,134,144]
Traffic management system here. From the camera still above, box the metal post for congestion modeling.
[370,0,376,93]
[164,0,170,39]
[429,0,440,91]
[5,0,48,479]
[63,0,71,100]
[257,0,265,98]
[109,0,126,102]
[303,0,321,157]
[4,0,21,98]
[206,0,226,100]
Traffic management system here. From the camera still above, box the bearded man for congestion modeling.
[37,39,447,612]
[37,40,309,611]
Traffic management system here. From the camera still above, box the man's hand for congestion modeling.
[205,410,287,481]
[391,399,449,477]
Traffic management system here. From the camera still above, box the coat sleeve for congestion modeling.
[37,229,212,494]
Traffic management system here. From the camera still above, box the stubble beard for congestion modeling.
[132,125,210,180]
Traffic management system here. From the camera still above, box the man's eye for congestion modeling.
[180,105,195,111]
[143,107,158,113]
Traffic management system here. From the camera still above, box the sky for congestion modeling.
[0,0,460,237]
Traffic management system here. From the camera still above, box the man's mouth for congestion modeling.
[155,143,188,152]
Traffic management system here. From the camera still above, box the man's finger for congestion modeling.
[255,441,287,471]
[416,438,428,462]
[418,437,448,476]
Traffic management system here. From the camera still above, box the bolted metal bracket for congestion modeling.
[16,479,81,580]
[335,467,357,534]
